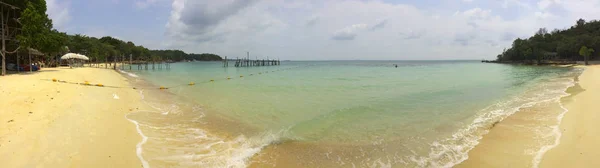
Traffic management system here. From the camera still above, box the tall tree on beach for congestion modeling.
[0,1,24,76]
[17,1,53,55]
[579,46,595,65]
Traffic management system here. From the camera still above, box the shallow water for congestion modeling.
[121,61,581,167]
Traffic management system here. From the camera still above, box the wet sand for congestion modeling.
[457,100,567,168]
[540,65,600,168]
[459,65,600,168]
[2,65,592,168]
[0,67,147,167]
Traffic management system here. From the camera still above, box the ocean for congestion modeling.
[120,60,581,168]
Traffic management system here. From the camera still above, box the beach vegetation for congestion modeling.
[496,18,600,64]
[63,34,222,62]
[579,46,595,65]
[1,0,223,75]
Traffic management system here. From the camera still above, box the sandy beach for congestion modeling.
[458,65,600,168]
[1,64,599,168]
[540,65,600,168]
[0,67,145,167]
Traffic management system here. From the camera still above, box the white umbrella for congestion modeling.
[76,54,89,60]
[61,53,89,68]
[61,53,89,60]
[61,53,78,60]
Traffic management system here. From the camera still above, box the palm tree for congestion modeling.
[579,46,595,65]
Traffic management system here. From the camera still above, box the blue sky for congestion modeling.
[45,0,600,60]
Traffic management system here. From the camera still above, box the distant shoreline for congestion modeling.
[481,60,577,65]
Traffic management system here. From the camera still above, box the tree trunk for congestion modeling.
[1,9,5,76]
[16,52,19,72]
[113,55,117,70]
[585,55,589,65]
[29,50,32,72]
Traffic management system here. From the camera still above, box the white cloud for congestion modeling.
[553,0,600,21]
[306,16,319,27]
[331,24,368,40]
[46,0,71,31]
[535,11,553,19]
[370,19,388,31]
[461,8,492,19]
[399,29,425,40]
[159,0,600,60]
[502,0,531,9]
[537,0,553,10]
[166,0,264,43]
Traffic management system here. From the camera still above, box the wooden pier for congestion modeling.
[129,61,171,70]
[87,54,171,71]
[223,52,280,67]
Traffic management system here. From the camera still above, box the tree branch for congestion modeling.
[4,46,20,54]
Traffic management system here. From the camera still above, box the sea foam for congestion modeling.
[531,79,575,168]
[126,114,151,168]
[127,87,288,168]
[118,69,139,78]
[408,75,578,168]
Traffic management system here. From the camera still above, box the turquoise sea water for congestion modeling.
[122,61,580,167]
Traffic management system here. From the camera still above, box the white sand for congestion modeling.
[540,65,600,168]
[0,67,147,167]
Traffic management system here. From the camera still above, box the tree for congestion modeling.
[17,1,53,56]
[579,46,595,65]
[576,18,586,28]
[41,29,67,56]
[524,48,533,61]
[1,0,224,74]
[536,28,548,37]
[17,1,51,46]
[496,19,600,63]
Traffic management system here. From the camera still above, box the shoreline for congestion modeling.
[2,64,598,167]
[457,66,582,168]
[0,67,147,167]
[119,68,269,167]
[120,62,587,167]
[539,65,600,167]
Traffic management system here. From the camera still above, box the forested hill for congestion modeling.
[150,50,223,61]
[0,0,221,63]
[1,0,222,75]
[66,35,222,62]
[496,19,600,63]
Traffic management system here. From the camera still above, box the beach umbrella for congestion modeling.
[61,53,89,60]
[76,54,89,60]
[61,53,89,68]
[60,53,78,60]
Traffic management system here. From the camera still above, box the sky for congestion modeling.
[44,0,600,60]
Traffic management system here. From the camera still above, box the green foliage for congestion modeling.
[579,46,590,57]
[42,30,67,54]
[579,46,595,65]
[497,18,600,62]
[3,0,222,63]
[17,1,52,50]
[63,35,222,62]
